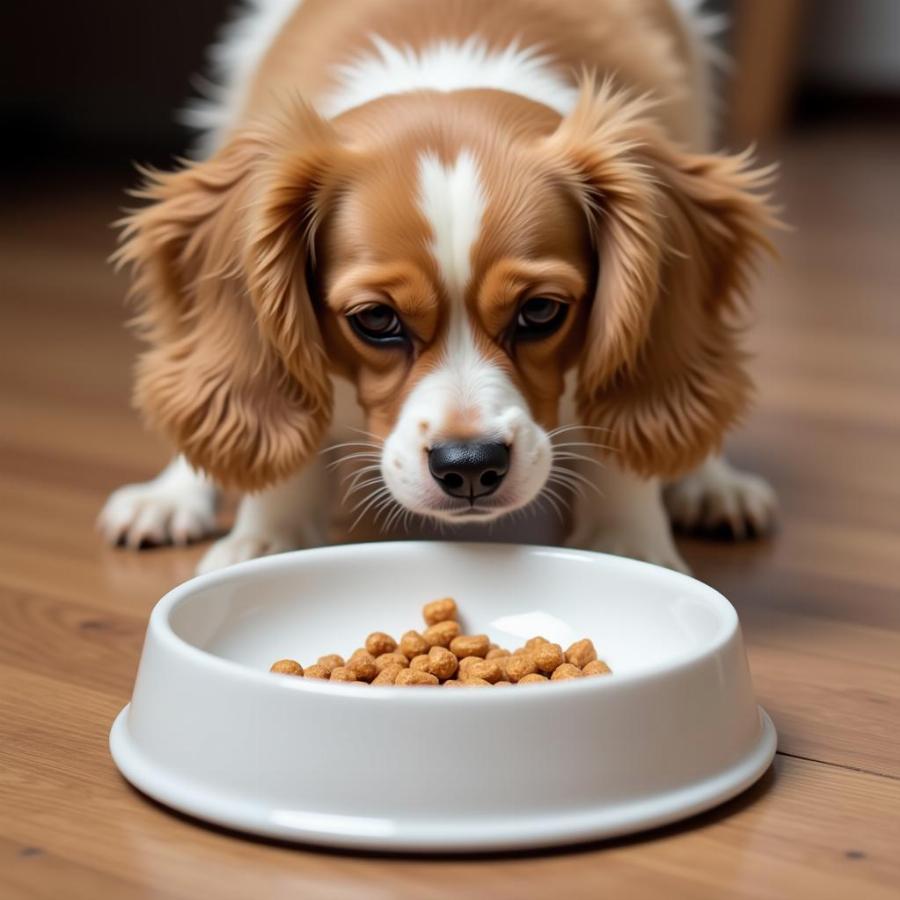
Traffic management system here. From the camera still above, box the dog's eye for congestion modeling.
[348,304,406,346]
[515,297,568,339]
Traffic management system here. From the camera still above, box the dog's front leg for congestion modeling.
[564,459,689,574]
[196,458,329,574]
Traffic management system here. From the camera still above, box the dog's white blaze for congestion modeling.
[321,35,579,119]
[417,150,485,302]
[416,149,495,410]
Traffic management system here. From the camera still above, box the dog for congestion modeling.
[99,0,778,574]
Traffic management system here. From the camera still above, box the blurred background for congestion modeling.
[4,1,900,166]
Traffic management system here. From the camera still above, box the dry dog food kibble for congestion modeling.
[423,597,457,625]
[374,651,408,673]
[582,659,612,676]
[365,632,397,656]
[399,630,429,659]
[449,634,490,659]
[269,659,303,676]
[269,599,612,687]
[423,620,460,648]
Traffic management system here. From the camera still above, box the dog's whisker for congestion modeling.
[552,461,604,485]
[552,451,608,467]
[551,466,597,490]
[547,424,612,438]
[348,484,390,515]
[550,441,614,452]
[383,501,408,533]
[340,463,382,486]
[321,439,382,451]
[342,476,385,503]
[402,509,415,534]
[346,426,385,444]
[549,466,603,497]
[348,487,393,532]
[549,471,607,503]
[325,451,382,471]
[371,494,398,529]
[545,475,584,502]
[343,478,384,499]
[538,486,568,523]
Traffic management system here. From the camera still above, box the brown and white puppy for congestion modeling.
[100,0,778,573]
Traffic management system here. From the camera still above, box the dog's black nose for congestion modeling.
[428,441,510,499]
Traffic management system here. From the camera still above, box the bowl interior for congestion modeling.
[165,543,734,678]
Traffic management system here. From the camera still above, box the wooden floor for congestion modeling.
[2,120,899,899]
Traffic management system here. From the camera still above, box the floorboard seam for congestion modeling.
[775,749,900,782]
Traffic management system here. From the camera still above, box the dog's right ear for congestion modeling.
[117,106,351,490]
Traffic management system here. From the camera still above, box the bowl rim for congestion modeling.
[150,541,740,703]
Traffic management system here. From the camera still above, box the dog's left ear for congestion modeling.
[117,102,358,489]
[540,79,777,478]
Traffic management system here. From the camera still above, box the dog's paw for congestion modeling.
[98,481,217,548]
[664,458,777,540]
[196,532,301,574]
[567,523,689,574]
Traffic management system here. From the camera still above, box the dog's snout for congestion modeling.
[428,441,510,499]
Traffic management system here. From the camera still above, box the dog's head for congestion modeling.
[121,80,774,523]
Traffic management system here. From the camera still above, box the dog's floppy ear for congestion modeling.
[117,105,349,490]
[541,79,777,478]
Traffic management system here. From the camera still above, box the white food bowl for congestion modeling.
[110,542,775,852]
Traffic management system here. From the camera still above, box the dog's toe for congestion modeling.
[665,458,777,540]
[196,532,300,574]
[98,481,217,549]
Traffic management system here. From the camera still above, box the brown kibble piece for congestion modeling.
[457,656,482,679]
[303,664,329,679]
[442,679,463,687]
[517,673,549,684]
[468,659,502,683]
[449,634,490,658]
[410,654,431,672]
[525,636,548,650]
[423,620,461,648]
[365,632,397,656]
[504,654,538,682]
[330,666,356,682]
[427,645,458,680]
[583,659,612,676]
[532,642,564,674]
[317,654,345,674]
[565,638,597,668]
[270,659,303,676]
[423,597,458,626]
[396,668,439,686]
[550,663,584,680]
[399,630,429,659]
[347,651,377,682]
[485,647,510,660]
[374,651,408,673]
[462,677,492,687]
[494,680,513,686]
[372,664,404,685]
